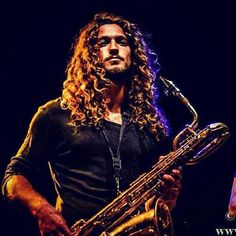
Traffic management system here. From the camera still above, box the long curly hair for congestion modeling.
[61,12,168,140]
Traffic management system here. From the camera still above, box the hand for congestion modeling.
[160,168,182,211]
[5,175,72,235]
[35,202,72,236]
[145,168,182,212]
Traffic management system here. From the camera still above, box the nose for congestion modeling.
[109,39,118,55]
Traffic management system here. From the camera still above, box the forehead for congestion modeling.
[98,24,126,38]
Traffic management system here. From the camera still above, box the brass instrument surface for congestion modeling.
[71,122,230,236]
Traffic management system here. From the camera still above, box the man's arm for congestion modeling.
[228,176,236,214]
[2,101,72,235]
[5,175,72,236]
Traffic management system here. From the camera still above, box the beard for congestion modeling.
[104,64,132,84]
[104,61,132,84]
[104,61,130,73]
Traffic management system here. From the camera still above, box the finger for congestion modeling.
[171,169,182,182]
[172,169,181,176]
[178,166,183,171]
[170,187,181,194]
[162,175,182,191]
[40,229,44,236]
[162,174,175,184]
[39,224,47,236]
[58,224,72,236]
[63,228,72,236]
[57,232,65,236]
[163,169,182,181]
[159,155,165,161]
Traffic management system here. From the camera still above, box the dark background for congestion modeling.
[0,0,235,235]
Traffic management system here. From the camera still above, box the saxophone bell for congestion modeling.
[186,122,230,165]
[104,198,173,236]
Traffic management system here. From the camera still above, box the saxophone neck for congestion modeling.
[187,103,199,130]
[159,76,199,130]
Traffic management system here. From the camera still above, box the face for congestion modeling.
[97,24,131,74]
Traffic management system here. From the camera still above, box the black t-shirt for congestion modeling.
[2,98,170,226]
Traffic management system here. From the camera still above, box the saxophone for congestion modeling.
[71,77,230,236]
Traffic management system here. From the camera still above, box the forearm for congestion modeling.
[5,175,51,217]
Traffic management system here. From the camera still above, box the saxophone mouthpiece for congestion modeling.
[159,76,180,96]
[159,76,189,106]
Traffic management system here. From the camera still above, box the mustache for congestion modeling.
[105,55,124,62]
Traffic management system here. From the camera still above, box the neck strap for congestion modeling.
[102,115,128,195]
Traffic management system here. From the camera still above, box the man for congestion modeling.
[228,175,236,217]
[2,12,181,235]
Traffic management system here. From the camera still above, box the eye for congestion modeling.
[98,38,109,47]
[117,37,128,46]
